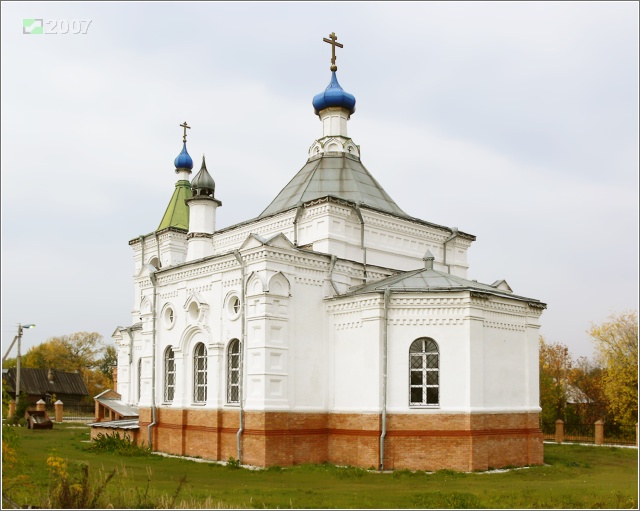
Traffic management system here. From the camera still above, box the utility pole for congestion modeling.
[14,323,36,409]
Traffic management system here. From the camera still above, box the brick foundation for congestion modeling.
[128,408,542,471]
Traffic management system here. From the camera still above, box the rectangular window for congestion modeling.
[193,344,207,403]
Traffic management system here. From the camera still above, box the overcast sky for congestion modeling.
[2,1,638,362]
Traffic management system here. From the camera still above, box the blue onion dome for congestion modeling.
[312,72,356,116]
[174,142,194,170]
[191,155,215,196]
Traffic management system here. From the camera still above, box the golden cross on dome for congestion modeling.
[323,32,343,72]
[180,121,190,143]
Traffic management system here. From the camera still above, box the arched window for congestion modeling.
[164,347,175,403]
[193,343,207,403]
[137,358,142,402]
[227,339,240,404]
[409,337,439,406]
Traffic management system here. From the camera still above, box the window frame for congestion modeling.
[164,347,176,403]
[227,339,241,404]
[193,342,207,404]
[409,337,440,408]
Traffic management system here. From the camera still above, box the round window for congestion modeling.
[163,307,175,329]
[226,294,241,320]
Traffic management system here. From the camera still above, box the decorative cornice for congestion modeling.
[187,232,214,239]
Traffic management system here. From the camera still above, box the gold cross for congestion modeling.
[323,32,343,72]
[180,121,190,143]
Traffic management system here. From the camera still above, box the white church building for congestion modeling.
[96,34,546,471]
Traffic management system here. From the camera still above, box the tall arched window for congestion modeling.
[193,343,207,403]
[164,347,175,403]
[137,358,142,402]
[409,337,439,406]
[227,339,240,404]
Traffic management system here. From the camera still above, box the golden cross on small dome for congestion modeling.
[180,121,191,142]
[323,32,343,72]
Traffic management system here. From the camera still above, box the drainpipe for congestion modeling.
[139,235,146,271]
[125,327,134,365]
[443,227,459,274]
[327,255,340,296]
[123,327,134,404]
[154,231,161,267]
[293,204,304,247]
[233,250,246,464]
[146,266,158,450]
[354,204,367,283]
[380,288,391,471]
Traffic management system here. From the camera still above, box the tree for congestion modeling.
[84,369,113,400]
[2,357,16,369]
[20,331,109,402]
[567,356,609,424]
[23,332,103,376]
[98,344,118,382]
[589,310,638,430]
[539,336,573,424]
[22,338,70,372]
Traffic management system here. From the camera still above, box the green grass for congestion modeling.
[2,422,638,509]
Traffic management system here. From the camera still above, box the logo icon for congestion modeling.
[23,19,44,34]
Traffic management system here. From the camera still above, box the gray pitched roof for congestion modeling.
[339,266,546,307]
[88,419,140,430]
[94,396,139,418]
[259,153,408,218]
[2,368,89,396]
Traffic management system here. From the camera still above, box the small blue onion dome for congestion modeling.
[191,156,215,196]
[174,142,194,170]
[312,72,356,116]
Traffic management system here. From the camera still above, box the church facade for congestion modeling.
[107,34,546,471]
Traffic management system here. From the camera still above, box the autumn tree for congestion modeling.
[589,310,638,431]
[21,332,110,400]
[539,336,573,424]
[2,357,17,369]
[567,356,609,424]
[98,344,118,382]
[23,332,103,375]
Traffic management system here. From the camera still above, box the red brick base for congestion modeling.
[103,408,542,472]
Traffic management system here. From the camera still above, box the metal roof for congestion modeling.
[88,419,140,430]
[2,368,89,396]
[259,153,408,218]
[338,266,546,306]
[95,397,139,418]
[157,179,192,231]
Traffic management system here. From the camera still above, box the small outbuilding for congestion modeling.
[2,368,89,407]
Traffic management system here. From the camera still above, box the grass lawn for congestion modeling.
[2,422,638,509]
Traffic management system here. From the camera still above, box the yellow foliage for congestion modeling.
[539,336,573,422]
[589,310,638,429]
[2,439,17,468]
[46,456,68,479]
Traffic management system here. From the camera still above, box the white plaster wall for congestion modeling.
[481,327,528,409]
[320,108,349,138]
[526,317,543,410]
[188,201,216,235]
[289,277,327,411]
[330,310,381,412]
[386,321,470,413]
[213,212,296,256]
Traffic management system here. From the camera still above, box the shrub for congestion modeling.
[86,432,151,457]
[46,457,116,509]
[226,456,241,469]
